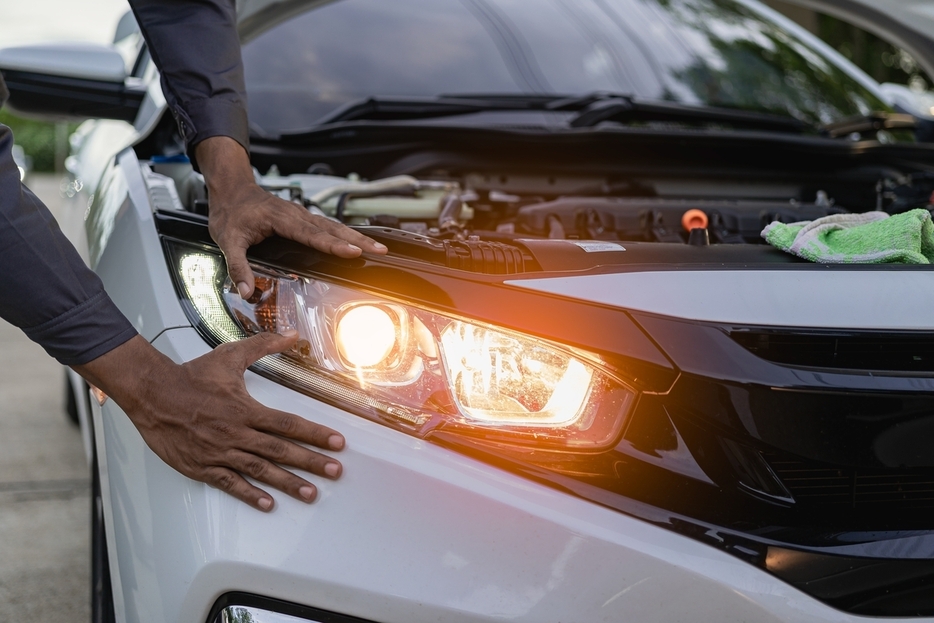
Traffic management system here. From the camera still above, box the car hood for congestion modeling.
[506,267,934,330]
[236,0,934,84]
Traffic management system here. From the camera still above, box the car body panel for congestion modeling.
[506,269,934,330]
[93,323,915,623]
[89,149,190,340]
[91,389,130,622]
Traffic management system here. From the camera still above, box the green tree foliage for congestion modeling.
[816,14,932,90]
[654,0,887,126]
[225,607,256,623]
[0,108,76,173]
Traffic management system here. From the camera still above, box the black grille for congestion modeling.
[730,330,934,372]
[765,454,934,508]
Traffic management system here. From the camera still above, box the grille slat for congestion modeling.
[762,452,934,508]
[730,330,934,372]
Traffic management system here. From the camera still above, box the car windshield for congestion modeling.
[241,0,890,137]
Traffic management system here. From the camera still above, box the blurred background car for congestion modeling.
[11,143,31,182]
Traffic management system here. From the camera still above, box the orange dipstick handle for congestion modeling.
[681,209,708,232]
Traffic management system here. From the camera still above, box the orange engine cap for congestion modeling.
[681,209,708,231]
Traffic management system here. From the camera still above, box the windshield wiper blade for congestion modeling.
[820,112,916,138]
[567,95,810,133]
[277,92,811,140]
[316,95,559,125]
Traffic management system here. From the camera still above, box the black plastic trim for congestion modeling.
[632,311,934,393]
[0,69,144,121]
[730,327,934,373]
[206,592,378,623]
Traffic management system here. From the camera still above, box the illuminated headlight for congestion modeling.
[170,243,634,449]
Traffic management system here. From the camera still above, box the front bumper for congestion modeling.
[95,326,929,623]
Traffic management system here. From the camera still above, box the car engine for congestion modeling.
[150,161,934,252]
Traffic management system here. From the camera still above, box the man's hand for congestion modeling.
[196,136,388,299]
[73,332,341,511]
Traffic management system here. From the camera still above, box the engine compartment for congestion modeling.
[147,152,934,271]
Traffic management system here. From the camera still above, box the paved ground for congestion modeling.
[0,174,91,622]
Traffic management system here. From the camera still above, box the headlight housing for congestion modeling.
[169,242,635,450]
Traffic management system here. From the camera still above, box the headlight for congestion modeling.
[169,242,635,450]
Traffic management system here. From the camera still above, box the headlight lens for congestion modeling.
[170,243,634,449]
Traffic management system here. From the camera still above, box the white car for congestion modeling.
[4,0,934,621]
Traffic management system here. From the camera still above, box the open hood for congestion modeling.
[777,0,934,80]
[236,0,340,40]
[237,0,934,77]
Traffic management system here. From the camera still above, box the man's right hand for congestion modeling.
[196,136,388,299]
[73,332,342,511]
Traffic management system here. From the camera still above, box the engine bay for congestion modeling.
[147,154,934,272]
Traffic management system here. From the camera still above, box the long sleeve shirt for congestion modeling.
[128,0,250,168]
[0,0,248,364]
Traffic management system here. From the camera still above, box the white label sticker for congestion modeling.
[574,241,627,253]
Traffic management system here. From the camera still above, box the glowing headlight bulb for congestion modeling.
[336,305,397,368]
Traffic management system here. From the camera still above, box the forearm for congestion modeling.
[71,335,168,413]
[0,124,136,364]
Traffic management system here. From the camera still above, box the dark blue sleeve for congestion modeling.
[0,123,137,365]
[128,0,250,169]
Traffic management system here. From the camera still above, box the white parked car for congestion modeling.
[3,0,934,621]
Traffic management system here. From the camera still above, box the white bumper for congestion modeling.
[92,326,919,623]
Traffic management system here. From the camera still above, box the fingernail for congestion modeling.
[325,462,340,478]
[373,242,388,252]
[237,282,252,298]
[299,485,315,501]
[328,434,344,450]
[347,244,362,253]
[258,497,273,510]
[281,328,298,338]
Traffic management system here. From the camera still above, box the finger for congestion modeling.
[255,406,345,452]
[203,466,276,511]
[234,330,300,368]
[318,219,388,255]
[227,450,319,503]
[281,213,388,258]
[220,242,256,299]
[289,221,364,258]
[242,430,342,479]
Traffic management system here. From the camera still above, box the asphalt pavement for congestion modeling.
[0,174,91,622]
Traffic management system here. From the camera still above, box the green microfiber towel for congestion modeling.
[761,208,934,264]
